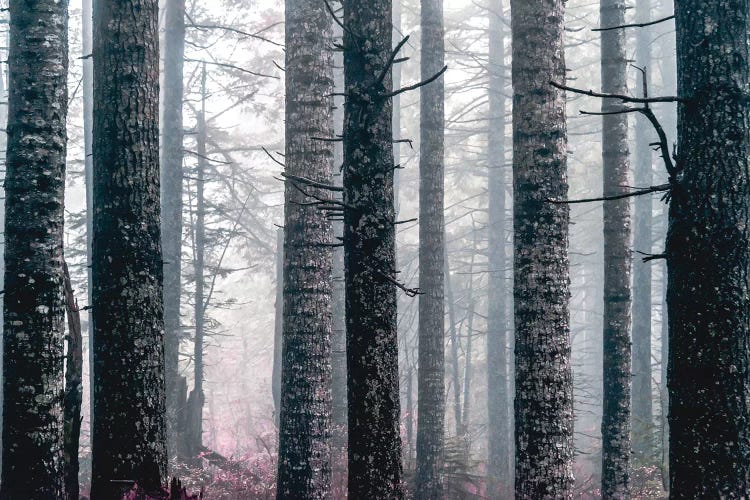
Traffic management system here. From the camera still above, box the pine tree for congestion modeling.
[1,0,68,496]
[668,1,750,495]
[511,0,574,496]
[90,0,167,496]
[415,0,446,496]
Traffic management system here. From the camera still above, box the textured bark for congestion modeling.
[511,0,574,497]
[90,0,167,496]
[599,0,632,496]
[667,2,750,496]
[416,0,447,472]
[276,0,334,496]
[63,262,83,500]
[161,0,186,461]
[343,0,404,495]
[184,66,207,462]
[487,0,512,495]
[1,1,68,496]
[631,0,654,464]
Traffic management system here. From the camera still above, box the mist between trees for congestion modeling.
[0,0,746,498]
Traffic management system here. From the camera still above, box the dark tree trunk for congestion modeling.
[599,0,632,496]
[667,1,750,496]
[631,0,654,464]
[487,0,512,495]
[276,0,335,496]
[161,0,186,462]
[184,65,208,462]
[63,262,83,500]
[511,0,573,497]
[1,0,68,497]
[416,0,447,471]
[90,0,167,496]
[343,0,404,495]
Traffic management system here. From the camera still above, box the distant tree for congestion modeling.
[511,0,574,497]
[342,0,405,494]
[486,0,512,495]
[90,0,167,496]
[668,1,750,495]
[161,0,187,461]
[599,0,632,496]
[631,0,654,464]
[415,0,446,497]
[276,0,335,496]
[1,0,68,496]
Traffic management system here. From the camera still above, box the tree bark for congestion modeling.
[161,0,186,462]
[416,0,448,471]
[668,1,750,496]
[343,0,404,495]
[511,0,574,497]
[276,0,335,496]
[599,0,632,496]
[487,0,512,495]
[1,1,68,496]
[90,0,167,496]
[631,0,654,464]
[63,262,83,500]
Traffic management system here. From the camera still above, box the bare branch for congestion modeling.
[550,80,684,104]
[382,65,448,99]
[594,14,674,32]
[547,184,670,204]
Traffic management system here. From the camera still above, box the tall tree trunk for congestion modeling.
[599,0,632,496]
[511,0,573,497]
[668,2,750,496]
[343,0,404,495]
[1,1,68,496]
[82,0,95,440]
[487,0,512,495]
[415,0,447,476]
[631,0,654,464]
[276,0,335,496]
[90,0,167,495]
[161,0,186,462]
[185,65,207,462]
[63,262,83,500]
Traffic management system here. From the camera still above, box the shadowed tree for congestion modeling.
[511,0,574,497]
[415,0,446,497]
[486,0,512,495]
[342,0,405,494]
[276,0,335,496]
[1,0,68,496]
[599,0,632,496]
[90,0,167,496]
[668,0,750,496]
[161,0,186,460]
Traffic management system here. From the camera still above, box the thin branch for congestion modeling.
[547,184,670,204]
[376,35,410,87]
[184,58,279,80]
[186,23,284,47]
[281,172,343,192]
[262,147,285,168]
[550,80,684,104]
[382,65,448,99]
[593,14,675,32]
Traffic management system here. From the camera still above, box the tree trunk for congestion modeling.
[185,65,208,462]
[276,0,335,496]
[631,0,654,465]
[667,2,750,496]
[416,0,447,474]
[63,262,83,500]
[161,0,186,463]
[1,2,68,496]
[487,0,512,495]
[445,253,462,437]
[511,0,573,497]
[90,0,167,495]
[343,0,404,495]
[599,0,632,496]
